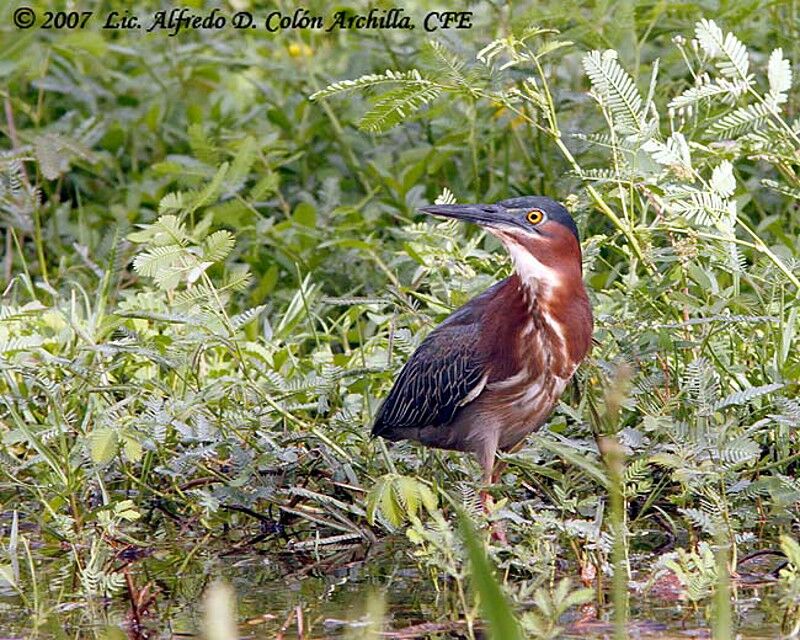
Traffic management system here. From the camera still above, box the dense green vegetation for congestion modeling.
[1,0,799,637]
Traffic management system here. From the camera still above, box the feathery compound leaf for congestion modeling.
[762,178,800,201]
[668,78,745,115]
[669,190,729,226]
[0,335,45,353]
[710,103,771,137]
[582,50,645,135]
[365,474,437,527]
[188,162,229,213]
[435,187,457,205]
[226,136,257,193]
[33,133,94,180]
[230,305,265,330]
[643,132,692,171]
[358,84,441,134]
[680,507,719,535]
[714,382,784,410]
[720,437,761,466]
[202,230,235,262]
[767,48,792,107]
[695,19,751,82]
[172,283,214,308]
[694,19,725,57]
[426,41,470,88]
[221,265,252,292]
[309,69,433,100]
[132,244,184,278]
[158,192,185,215]
[683,357,719,414]
[187,123,219,165]
[710,161,735,197]
[128,213,189,249]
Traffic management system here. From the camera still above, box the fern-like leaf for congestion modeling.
[668,190,729,226]
[309,69,433,100]
[187,123,219,165]
[202,230,235,262]
[714,382,784,410]
[582,50,645,136]
[358,85,441,133]
[226,136,257,193]
[695,19,751,83]
[710,103,771,138]
[767,48,792,107]
[132,245,184,278]
[668,78,745,116]
[719,437,760,467]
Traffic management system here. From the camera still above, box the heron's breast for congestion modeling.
[483,368,570,449]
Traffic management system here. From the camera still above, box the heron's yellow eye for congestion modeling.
[526,209,544,225]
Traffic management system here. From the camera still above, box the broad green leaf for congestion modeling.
[459,513,522,640]
[122,435,143,463]
[89,428,118,465]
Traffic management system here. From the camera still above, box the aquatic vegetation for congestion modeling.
[0,1,798,637]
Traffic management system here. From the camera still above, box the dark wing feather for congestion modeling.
[371,280,508,438]
[371,322,486,437]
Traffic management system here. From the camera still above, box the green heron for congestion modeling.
[372,196,593,488]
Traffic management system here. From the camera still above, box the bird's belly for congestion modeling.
[425,370,570,456]
[486,371,569,450]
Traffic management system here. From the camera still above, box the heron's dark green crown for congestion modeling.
[498,196,579,242]
[420,196,580,242]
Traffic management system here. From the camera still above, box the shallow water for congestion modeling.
[0,537,786,638]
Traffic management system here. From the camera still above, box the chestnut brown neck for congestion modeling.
[480,246,593,381]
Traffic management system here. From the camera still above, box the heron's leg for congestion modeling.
[478,454,495,512]
[490,459,507,484]
[477,438,497,487]
[490,438,528,483]
[477,443,507,543]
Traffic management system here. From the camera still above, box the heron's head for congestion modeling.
[420,196,583,290]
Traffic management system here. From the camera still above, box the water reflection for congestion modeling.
[0,537,786,639]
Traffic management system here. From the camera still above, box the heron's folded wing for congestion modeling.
[371,322,486,435]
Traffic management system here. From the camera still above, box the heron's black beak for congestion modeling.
[419,203,517,230]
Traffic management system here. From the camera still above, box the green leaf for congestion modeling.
[366,475,392,526]
[710,161,735,197]
[767,48,792,106]
[380,479,403,527]
[158,192,185,215]
[132,244,184,279]
[359,84,441,134]
[582,50,645,136]
[227,136,257,191]
[459,513,522,640]
[293,202,317,227]
[188,162,229,213]
[89,427,118,465]
[33,133,94,180]
[152,215,189,245]
[780,534,800,569]
[203,230,235,262]
[122,435,143,463]
[695,19,750,82]
[0,564,16,588]
[250,171,279,200]
[309,69,433,101]
[188,123,219,165]
[713,382,784,410]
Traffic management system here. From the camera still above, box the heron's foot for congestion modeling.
[479,489,507,544]
[490,460,508,485]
